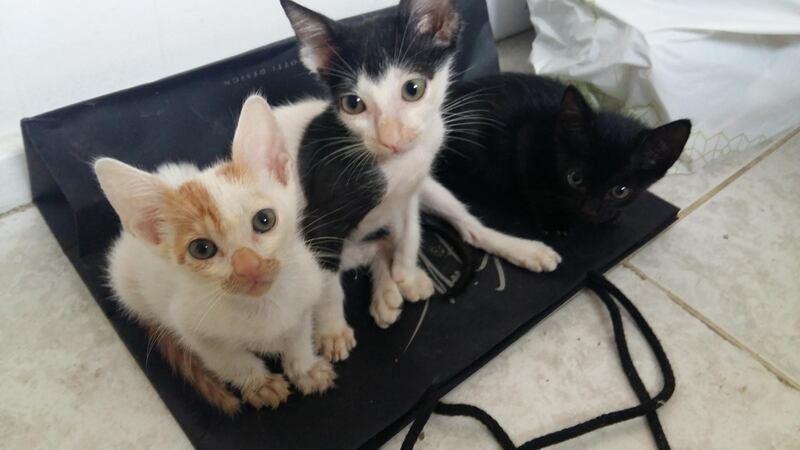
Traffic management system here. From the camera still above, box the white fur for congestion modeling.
[99,96,340,402]
[107,225,325,392]
[420,178,562,272]
[336,63,449,326]
[273,59,560,330]
[338,65,449,159]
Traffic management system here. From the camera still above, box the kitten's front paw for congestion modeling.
[396,267,435,303]
[289,358,337,395]
[315,326,356,363]
[241,374,290,410]
[370,278,404,328]
[506,240,562,273]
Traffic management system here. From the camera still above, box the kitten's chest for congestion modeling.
[382,148,435,198]
[353,148,435,238]
[205,291,307,342]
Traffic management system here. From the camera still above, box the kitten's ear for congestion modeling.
[280,0,336,73]
[633,119,692,174]
[232,95,290,186]
[400,0,461,47]
[94,158,165,245]
[556,85,594,150]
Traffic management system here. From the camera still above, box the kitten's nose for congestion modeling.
[232,248,261,280]
[377,116,416,153]
[377,117,402,153]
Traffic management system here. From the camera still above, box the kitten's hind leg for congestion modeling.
[144,323,241,415]
[313,271,356,362]
[420,178,562,272]
[181,334,290,410]
[284,311,336,395]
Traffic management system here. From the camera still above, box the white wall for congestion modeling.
[0,0,527,135]
[0,0,525,212]
[0,0,398,134]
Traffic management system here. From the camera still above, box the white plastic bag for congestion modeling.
[527,0,800,172]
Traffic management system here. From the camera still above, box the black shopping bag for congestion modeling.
[22,1,678,448]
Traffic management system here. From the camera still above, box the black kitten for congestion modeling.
[436,73,691,236]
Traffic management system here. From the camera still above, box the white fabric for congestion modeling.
[527,0,800,172]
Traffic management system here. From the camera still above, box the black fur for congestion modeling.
[436,73,691,236]
[282,0,461,270]
[298,108,387,270]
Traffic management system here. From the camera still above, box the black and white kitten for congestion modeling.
[435,73,692,236]
[278,0,561,341]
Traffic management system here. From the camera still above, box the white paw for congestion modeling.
[288,358,337,395]
[314,325,356,363]
[505,240,562,273]
[369,278,404,329]
[241,373,290,410]
[396,267,435,302]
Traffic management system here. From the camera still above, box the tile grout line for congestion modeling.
[677,125,800,220]
[621,125,800,265]
[619,126,800,387]
[0,202,34,220]
[623,262,800,391]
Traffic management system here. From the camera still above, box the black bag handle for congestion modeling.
[401,270,675,450]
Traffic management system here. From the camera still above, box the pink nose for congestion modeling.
[376,116,409,154]
[232,248,261,280]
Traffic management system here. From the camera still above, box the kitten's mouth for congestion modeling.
[367,140,410,159]
[579,210,621,224]
[376,143,405,158]
[232,270,279,297]
[244,279,273,296]
[225,258,281,297]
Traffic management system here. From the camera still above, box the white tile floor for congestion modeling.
[2,33,799,449]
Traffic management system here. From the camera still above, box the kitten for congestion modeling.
[279,0,561,333]
[95,95,335,414]
[435,73,692,236]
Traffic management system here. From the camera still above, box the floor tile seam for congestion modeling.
[622,262,800,391]
[677,126,800,220]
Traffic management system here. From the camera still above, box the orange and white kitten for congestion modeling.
[95,96,335,413]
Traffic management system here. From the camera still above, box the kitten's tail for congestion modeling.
[143,323,241,416]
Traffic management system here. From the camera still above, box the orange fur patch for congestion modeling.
[142,322,241,415]
[215,162,253,183]
[162,180,224,267]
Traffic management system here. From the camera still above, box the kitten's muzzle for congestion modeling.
[376,116,418,155]
[231,248,280,296]
[578,199,620,224]
[578,206,621,224]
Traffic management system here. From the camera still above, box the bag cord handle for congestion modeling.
[401,270,675,450]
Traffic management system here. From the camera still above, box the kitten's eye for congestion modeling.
[610,185,631,200]
[339,95,366,114]
[188,239,217,260]
[402,78,427,102]
[567,169,585,189]
[252,208,277,233]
